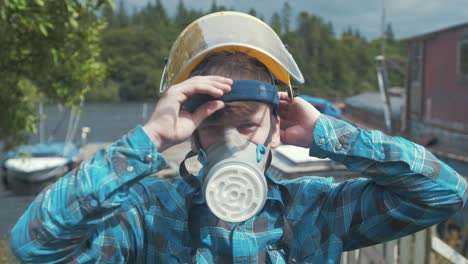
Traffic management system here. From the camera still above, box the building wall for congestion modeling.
[423,27,468,127]
[408,120,468,153]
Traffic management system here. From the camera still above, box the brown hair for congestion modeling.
[189,52,275,124]
[190,52,272,82]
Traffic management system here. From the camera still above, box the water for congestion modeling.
[29,102,156,145]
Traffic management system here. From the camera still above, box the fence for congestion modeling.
[341,227,468,264]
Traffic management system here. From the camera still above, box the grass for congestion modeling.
[0,235,18,264]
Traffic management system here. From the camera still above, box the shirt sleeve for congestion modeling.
[10,125,167,262]
[308,115,468,251]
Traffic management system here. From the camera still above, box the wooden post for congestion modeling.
[414,230,427,264]
[399,235,412,264]
[385,240,398,264]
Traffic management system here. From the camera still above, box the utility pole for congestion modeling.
[378,0,393,134]
[381,0,386,57]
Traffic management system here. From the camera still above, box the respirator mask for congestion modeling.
[180,80,279,222]
[196,127,270,222]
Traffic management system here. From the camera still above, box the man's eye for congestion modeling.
[238,124,258,132]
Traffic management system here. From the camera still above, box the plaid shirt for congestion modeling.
[11,115,467,263]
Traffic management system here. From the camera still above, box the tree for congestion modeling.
[0,0,110,150]
[270,12,282,35]
[117,0,129,28]
[386,22,395,43]
[248,8,257,18]
[210,0,218,12]
[175,0,189,29]
[281,2,292,34]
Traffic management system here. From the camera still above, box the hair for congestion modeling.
[190,51,272,82]
[189,52,276,124]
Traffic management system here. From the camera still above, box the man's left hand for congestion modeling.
[278,92,321,148]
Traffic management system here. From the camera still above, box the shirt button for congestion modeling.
[336,143,342,150]
[319,137,325,144]
[127,166,134,172]
[144,154,152,163]
[89,199,98,208]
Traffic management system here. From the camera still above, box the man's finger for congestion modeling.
[279,118,295,128]
[280,129,287,143]
[177,81,231,103]
[191,100,225,128]
[191,75,232,85]
[200,75,233,84]
[278,92,292,102]
[279,100,291,111]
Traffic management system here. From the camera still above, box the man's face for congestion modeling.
[193,102,280,152]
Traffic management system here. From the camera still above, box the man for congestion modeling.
[11,12,467,263]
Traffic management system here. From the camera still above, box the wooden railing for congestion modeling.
[341,227,468,264]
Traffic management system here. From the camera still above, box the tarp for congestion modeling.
[5,142,78,161]
[298,95,342,118]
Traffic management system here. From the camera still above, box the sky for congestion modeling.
[127,0,468,40]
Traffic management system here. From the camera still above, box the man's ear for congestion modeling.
[270,116,281,149]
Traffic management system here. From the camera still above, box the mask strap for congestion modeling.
[256,144,267,163]
[178,150,202,257]
[193,130,203,151]
[179,150,201,190]
[264,110,277,146]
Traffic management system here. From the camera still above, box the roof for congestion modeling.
[402,22,468,42]
[344,92,402,120]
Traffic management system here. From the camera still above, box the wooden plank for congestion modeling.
[359,248,370,264]
[360,246,385,264]
[347,250,359,264]
[413,230,427,264]
[432,236,468,264]
[341,251,348,264]
[385,240,398,264]
[374,243,384,256]
[399,235,413,264]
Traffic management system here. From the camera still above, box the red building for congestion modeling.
[404,22,468,157]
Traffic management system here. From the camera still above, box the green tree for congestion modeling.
[281,2,292,34]
[270,12,282,35]
[248,8,257,18]
[117,0,129,28]
[0,0,110,151]
[386,22,395,43]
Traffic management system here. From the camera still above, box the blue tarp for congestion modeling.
[298,95,342,118]
[5,142,78,161]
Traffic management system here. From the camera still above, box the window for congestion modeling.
[457,29,468,81]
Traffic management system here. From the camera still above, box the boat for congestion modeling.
[2,142,78,195]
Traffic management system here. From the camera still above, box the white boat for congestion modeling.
[2,142,77,195]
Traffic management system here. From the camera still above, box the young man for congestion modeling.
[11,12,467,263]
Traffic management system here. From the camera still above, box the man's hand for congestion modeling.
[278,92,321,148]
[143,76,232,152]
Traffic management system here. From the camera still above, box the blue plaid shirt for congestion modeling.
[11,115,467,263]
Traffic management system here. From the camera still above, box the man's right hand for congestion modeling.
[143,76,232,152]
